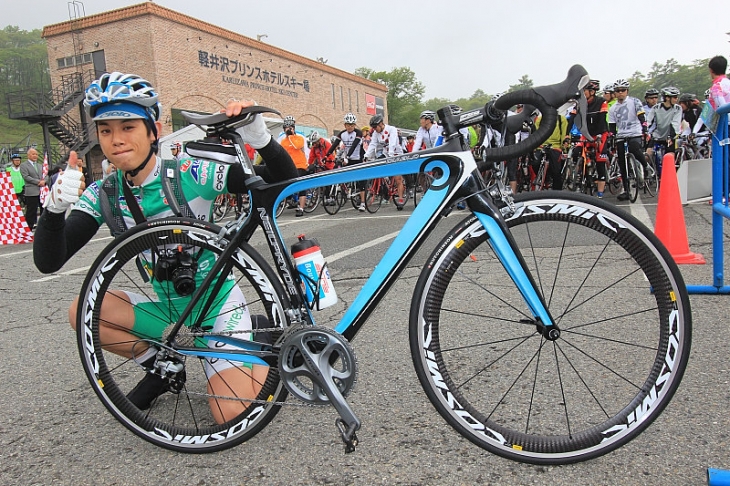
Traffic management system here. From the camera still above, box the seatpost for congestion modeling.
[220,128,259,181]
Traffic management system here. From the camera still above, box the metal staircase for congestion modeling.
[5,70,97,162]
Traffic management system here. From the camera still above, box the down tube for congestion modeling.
[474,212,553,327]
[330,157,462,338]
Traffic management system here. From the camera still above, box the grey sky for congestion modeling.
[4,0,729,100]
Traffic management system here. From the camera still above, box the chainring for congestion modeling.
[278,326,358,405]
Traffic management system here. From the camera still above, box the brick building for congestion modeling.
[41,1,387,166]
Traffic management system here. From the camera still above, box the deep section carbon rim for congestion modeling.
[76,219,289,452]
[410,192,691,464]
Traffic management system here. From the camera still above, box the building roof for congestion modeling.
[42,1,385,92]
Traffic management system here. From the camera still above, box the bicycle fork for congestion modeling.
[469,192,558,337]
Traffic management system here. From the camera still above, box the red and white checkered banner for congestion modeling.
[0,172,33,244]
[39,152,49,206]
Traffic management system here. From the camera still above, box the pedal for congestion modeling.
[279,327,361,452]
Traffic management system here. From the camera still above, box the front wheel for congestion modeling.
[323,186,344,215]
[644,157,659,197]
[627,154,640,203]
[413,173,433,207]
[303,187,320,213]
[409,191,691,464]
[76,218,290,453]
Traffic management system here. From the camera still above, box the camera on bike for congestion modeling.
[153,246,198,296]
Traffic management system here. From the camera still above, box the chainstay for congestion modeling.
[166,327,328,408]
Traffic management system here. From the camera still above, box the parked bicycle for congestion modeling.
[364,175,409,212]
[607,137,642,202]
[75,65,691,465]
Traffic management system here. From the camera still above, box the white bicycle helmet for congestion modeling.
[420,110,436,121]
[282,116,296,128]
[343,113,357,124]
[614,79,630,89]
[84,72,161,121]
[308,131,321,144]
[84,72,162,177]
[661,86,680,98]
[603,83,615,93]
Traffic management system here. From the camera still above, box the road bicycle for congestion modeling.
[364,174,409,212]
[607,138,642,202]
[212,193,249,222]
[529,145,551,191]
[75,65,691,465]
[566,137,603,196]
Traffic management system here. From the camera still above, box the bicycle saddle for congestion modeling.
[182,106,282,133]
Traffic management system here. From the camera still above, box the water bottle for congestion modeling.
[290,234,338,310]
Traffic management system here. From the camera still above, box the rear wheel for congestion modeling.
[365,179,383,213]
[212,194,229,223]
[76,218,289,452]
[410,192,691,464]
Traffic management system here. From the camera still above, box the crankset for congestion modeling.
[278,326,360,452]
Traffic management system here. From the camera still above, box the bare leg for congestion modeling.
[207,364,269,424]
[70,290,141,358]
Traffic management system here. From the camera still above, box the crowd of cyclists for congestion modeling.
[208,68,721,218]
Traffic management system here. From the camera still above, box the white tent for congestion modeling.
[159,116,285,159]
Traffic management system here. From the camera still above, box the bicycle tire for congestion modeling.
[212,194,230,223]
[584,166,595,196]
[76,218,290,453]
[413,173,432,207]
[607,157,622,195]
[644,157,659,197]
[563,160,576,192]
[532,164,546,191]
[323,186,342,215]
[365,179,382,213]
[303,187,320,213]
[409,191,691,464]
[346,182,361,210]
[275,199,286,218]
[393,181,410,207]
[627,154,639,203]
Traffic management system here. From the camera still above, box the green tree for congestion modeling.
[354,66,425,129]
[509,74,533,92]
[0,25,48,147]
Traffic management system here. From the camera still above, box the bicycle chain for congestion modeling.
[161,325,321,409]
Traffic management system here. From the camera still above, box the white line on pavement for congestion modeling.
[629,195,655,231]
[327,232,400,263]
[32,265,91,283]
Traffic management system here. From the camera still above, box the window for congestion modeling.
[331,84,335,109]
[56,52,92,69]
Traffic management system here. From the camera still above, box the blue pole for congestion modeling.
[688,102,730,294]
[708,467,730,486]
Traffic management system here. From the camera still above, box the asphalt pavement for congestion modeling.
[1,190,729,485]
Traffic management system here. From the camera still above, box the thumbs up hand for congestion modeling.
[43,151,86,214]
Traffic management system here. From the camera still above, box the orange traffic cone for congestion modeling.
[654,153,705,264]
